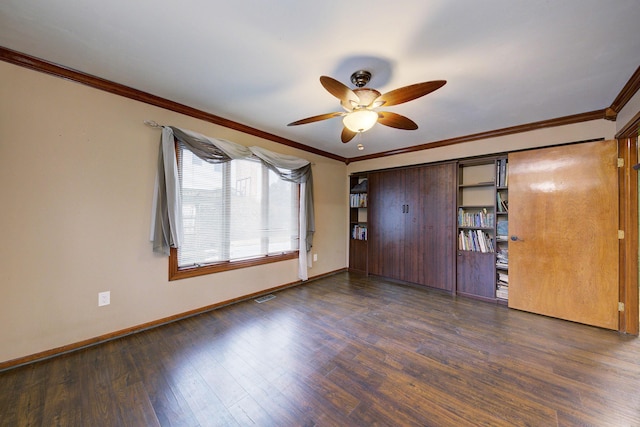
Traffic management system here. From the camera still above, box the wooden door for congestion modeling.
[508,140,619,329]
[414,163,456,291]
[368,170,406,280]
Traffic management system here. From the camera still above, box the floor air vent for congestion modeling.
[255,294,276,303]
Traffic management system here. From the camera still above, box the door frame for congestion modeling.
[617,115,640,335]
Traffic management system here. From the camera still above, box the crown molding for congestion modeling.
[3,46,636,165]
[610,65,640,114]
[347,110,607,163]
[0,46,347,163]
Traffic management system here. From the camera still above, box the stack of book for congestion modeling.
[496,248,509,269]
[496,271,509,299]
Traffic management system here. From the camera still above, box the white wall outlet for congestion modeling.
[313,253,318,262]
[98,291,110,307]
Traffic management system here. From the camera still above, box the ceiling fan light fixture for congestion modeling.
[343,109,378,133]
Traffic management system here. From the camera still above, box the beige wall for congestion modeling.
[0,61,348,364]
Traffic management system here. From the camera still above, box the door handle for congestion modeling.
[510,235,524,242]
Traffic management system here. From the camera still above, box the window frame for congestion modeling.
[169,248,297,281]
[168,141,299,281]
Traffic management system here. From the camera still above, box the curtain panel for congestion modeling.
[150,126,315,280]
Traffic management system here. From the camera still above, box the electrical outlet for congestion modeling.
[98,291,110,307]
[313,253,318,262]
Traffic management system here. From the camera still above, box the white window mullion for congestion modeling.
[261,165,269,255]
[222,161,231,261]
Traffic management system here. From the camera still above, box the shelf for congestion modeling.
[458,204,494,209]
[457,157,508,302]
[458,182,495,188]
[349,175,369,272]
[458,226,494,230]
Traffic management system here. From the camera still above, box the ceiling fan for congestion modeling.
[287,70,446,143]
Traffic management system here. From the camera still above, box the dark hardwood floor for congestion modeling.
[1,272,639,426]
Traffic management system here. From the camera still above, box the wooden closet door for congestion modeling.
[402,167,423,284]
[405,163,456,290]
[508,140,619,330]
[368,170,406,280]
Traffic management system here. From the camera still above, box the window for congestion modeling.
[169,144,299,280]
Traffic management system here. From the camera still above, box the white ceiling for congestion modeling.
[1,0,639,159]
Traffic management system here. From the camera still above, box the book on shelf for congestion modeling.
[497,159,508,187]
[351,224,367,240]
[458,229,494,252]
[496,286,509,299]
[350,193,367,208]
[497,192,508,213]
[457,207,495,228]
[496,220,508,238]
[496,248,508,267]
[504,163,508,186]
[498,272,509,283]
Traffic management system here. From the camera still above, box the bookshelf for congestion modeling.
[349,174,368,273]
[456,159,500,301]
[495,157,509,301]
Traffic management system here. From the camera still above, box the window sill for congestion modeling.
[168,249,298,281]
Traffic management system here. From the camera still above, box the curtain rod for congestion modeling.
[144,120,163,128]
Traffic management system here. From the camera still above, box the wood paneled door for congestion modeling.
[508,140,619,330]
[368,163,456,291]
[368,169,406,281]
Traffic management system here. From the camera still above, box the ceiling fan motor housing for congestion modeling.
[350,70,372,88]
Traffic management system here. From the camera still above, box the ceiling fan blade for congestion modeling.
[377,111,419,130]
[320,76,359,104]
[287,112,343,126]
[375,80,446,107]
[341,127,357,143]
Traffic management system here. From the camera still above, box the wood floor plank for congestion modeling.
[113,380,161,427]
[2,272,640,426]
[12,364,48,427]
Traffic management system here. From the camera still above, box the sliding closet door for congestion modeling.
[508,140,619,330]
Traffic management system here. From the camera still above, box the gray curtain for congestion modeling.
[150,126,315,280]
